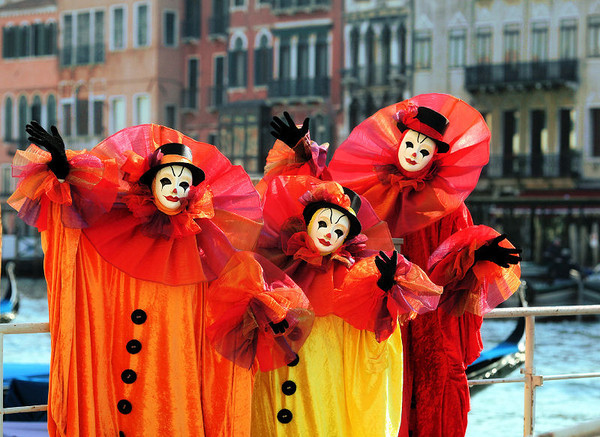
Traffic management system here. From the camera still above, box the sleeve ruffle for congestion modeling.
[8,145,119,230]
[207,251,314,371]
[335,254,442,342]
[427,225,521,316]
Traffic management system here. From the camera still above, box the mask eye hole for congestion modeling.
[318,220,327,229]
[420,149,430,157]
[405,142,414,149]
[160,177,171,188]
[334,229,344,238]
[179,181,190,191]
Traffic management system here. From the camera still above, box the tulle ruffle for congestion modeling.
[336,254,443,341]
[8,145,119,230]
[427,225,521,316]
[207,251,313,371]
[329,93,490,236]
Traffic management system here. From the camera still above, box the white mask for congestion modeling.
[397,129,436,172]
[152,165,193,213]
[307,207,350,255]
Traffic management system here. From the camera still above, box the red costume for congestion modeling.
[328,94,521,437]
[9,124,309,437]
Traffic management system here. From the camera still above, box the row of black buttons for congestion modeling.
[118,309,147,436]
[277,354,300,424]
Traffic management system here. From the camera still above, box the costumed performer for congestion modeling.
[8,121,311,437]
[327,93,522,437]
[250,174,443,436]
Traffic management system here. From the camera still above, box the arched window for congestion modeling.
[398,23,406,73]
[4,97,13,141]
[45,22,57,55]
[381,25,391,78]
[18,95,28,144]
[254,34,271,86]
[365,27,375,85]
[228,36,247,88]
[47,94,57,127]
[349,27,360,78]
[19,25,30,57]
[31,95,42,123]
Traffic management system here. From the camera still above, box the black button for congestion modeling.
[121,369,137,384]
[277,408,293,424]
[126,339,142,354]
[281,380,296,395]
[117,399,132,415]
[119,432,125,437]
[287,354,299,367]
[131,309,147,325]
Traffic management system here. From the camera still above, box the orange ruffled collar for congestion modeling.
[284,231,367,269]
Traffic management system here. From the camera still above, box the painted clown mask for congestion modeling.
[307,207,351,255]
[152,164,193,214]
[397,129,437,172]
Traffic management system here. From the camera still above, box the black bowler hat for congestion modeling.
[139,143,205,187]
[396,106,450,153]
[303,187,362,240]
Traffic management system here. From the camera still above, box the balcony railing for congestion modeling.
[465,59,578,92]
[181,88,198,110]
[272,0,331,12]
[60,43,105,67]
[268,77,330,99]
[342,65,408,87]
[483,153,581,179]
[182,18,201,40]
[210,85,227,108]
[208,14,229,37]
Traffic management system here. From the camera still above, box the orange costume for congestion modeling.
[9,124,308,437]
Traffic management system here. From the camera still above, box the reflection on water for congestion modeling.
[467,319,600,436]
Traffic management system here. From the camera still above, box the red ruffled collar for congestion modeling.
[122,183,215,239]
[284,231,368,269]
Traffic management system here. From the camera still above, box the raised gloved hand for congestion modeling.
[25,121,69,180]
[474,234,522,268]
[375,250,398,292]
[269,319,289,335]
[270,112,310,160]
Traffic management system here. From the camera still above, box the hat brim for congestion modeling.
[396,121,449,153]
[139,162,205,187]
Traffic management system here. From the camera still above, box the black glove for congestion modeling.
[270,111,310,156]
[269,319,289,335]
[25,121,69,179]
[375,250,398,292]
[474,234,522,268]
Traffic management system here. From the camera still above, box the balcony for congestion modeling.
[465,60,578,93]
[208,14,229,37]
[483,153,581,179]
[60,43,105,67]
[181,88,198,111]
[342,65,408,88]
[268,77,330,99]
[182,18,201,40]
[272,0,331,13]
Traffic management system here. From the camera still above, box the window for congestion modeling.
[560,19,577,59]
[503,24,520,63]
[315,32,328,79]
[61,10,104,66]
[18,96,28,143]
[62,14,73,65]
[531,23,548,61]
[183,0,200,39]
[165,104,176,128]
[44,22,57,55]
[17,25,30,58]
[2,26,15,58]
[111,6,126,51]
[349,27,359,76]
[94,11,105,63]
[213,56,225,107]
[254,34,271,86]
[475,27,492,64]
[186,57,199,109]
[92,98,104,136]
[31,95,42,123]
[592,108,600,157]
[76,12,91,64]
[76,88,89,136]
[134,94,151,124]
[588,15,600,57]
[163,11,178,47]
[109,96,126,134]
[381,26,391,77]
[134,3,150,48]
[414,31,431,70]
[62,101,73,137]
[233,0,245,6]
[1,164,14,196]
[297,36,309,80]
[47,95,57,127]
[32,22,44,56]
[4,97,13,141]
[448,29,466,68]
[279,37,291,81]
[228,37,247,88]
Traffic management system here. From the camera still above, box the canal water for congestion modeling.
[3,282,599,436]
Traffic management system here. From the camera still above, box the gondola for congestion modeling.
[1,261,19,323]
[467,290,526,395]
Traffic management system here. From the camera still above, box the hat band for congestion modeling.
[159,155,195,166]
[403,117,445,143]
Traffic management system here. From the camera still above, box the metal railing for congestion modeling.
[1,306,599,436]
